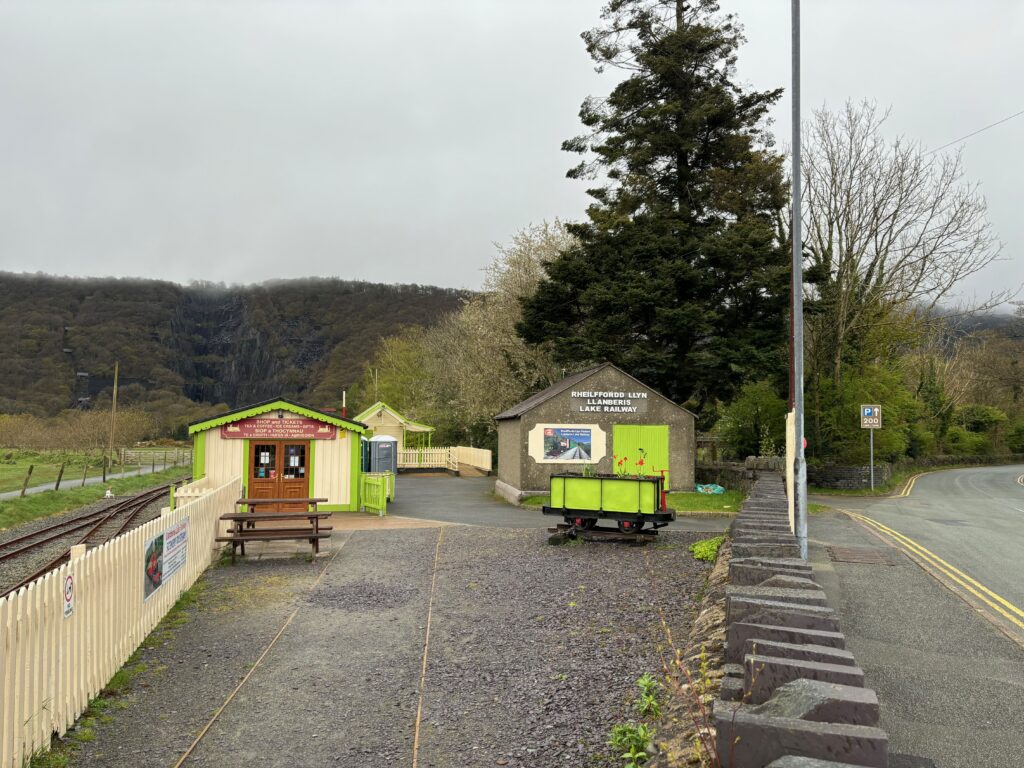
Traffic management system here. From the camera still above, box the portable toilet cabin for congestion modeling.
[360,436,371,472]
[369,434,398,474]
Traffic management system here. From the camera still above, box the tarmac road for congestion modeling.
[809,465,1024,768]
[818,464,1024,624]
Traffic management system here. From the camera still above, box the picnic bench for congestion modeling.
[216,498,331,563]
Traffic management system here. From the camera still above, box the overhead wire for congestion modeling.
[925,108,1024,155]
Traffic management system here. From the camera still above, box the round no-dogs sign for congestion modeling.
[63,574,74,619]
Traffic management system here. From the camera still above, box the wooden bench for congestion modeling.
[218,498,332,563]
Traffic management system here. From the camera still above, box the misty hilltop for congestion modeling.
[0,272,468,421]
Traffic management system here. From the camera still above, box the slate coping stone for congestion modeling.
[744,654,865,705]
[731,564,815,586]
[742,638,857,667]
[733,543,802,559]
[752,678,879,726]
[758,575,822,591]
[727,597,839,632]
[727,623,846,663]
[713,702,888,768]
[719,675,744,702]
[727,586,829,608]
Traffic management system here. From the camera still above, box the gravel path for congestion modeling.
[0,495,166,595]
[62,525,710,768]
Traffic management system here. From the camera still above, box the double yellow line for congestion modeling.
[893,472,926,498]
[844,510,1024,635]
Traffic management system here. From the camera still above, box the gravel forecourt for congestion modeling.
[58,481,721,768]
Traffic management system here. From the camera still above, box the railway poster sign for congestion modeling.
[220,417,336,440]
[143,531,164,601]
[143,520,188,602]
[570,390,649,414]
[528,423,607,465]
[543,427,593,461]
[63,573,74,619]
[163,520,188,583]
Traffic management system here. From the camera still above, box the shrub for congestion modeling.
[944,425,988,456]
[689,535,725,562]
[1007,423,1024,454]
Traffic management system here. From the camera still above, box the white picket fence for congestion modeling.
[397,446,491,473]
[0,477,240,768]
[453,446,492,472]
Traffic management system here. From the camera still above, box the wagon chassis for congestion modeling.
[541,505,675,529]
[546,521,661,545]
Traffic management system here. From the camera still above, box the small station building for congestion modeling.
[189,397,368,511]
[353,401,435,448]
[494,363,696,503]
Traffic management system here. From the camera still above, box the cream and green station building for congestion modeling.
[353,401,434,448]
[189,398,368,512]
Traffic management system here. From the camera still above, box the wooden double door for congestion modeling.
[249,440,310,512]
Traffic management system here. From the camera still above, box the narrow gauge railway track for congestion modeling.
[0,484,174,598]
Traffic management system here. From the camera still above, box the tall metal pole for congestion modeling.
[107,361,119,480]
[792,0,808,559]
[869,429,875,491]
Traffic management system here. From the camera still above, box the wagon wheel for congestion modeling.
[617,519,644,533]
[571,517,597,530]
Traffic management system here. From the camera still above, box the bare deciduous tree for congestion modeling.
[353,222,576,444]
[802,101,1004,384]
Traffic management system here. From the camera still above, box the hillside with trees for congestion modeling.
[0,273,467,434]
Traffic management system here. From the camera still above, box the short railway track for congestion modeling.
[0,484,177,598]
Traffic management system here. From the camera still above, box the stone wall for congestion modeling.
[808,454,1024,490]
[807,463,893,490]
[696,462,753,493]
[711,474,894,767]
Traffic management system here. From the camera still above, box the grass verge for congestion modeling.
[667,489,744,515]
[0,466,191,530]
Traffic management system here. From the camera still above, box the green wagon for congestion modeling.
[542,473,675,534]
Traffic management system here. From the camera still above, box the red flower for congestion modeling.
[637,459,645,467]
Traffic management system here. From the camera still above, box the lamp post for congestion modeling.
[791,0,808,559]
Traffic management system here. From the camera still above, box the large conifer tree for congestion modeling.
[519,0,789,412]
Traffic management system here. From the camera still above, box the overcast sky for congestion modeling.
[0,0,1020,301]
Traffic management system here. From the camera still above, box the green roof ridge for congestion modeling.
[353,401,434,431]
[189,399,367,435]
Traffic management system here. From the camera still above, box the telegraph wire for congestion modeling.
[925,108,1024,155]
